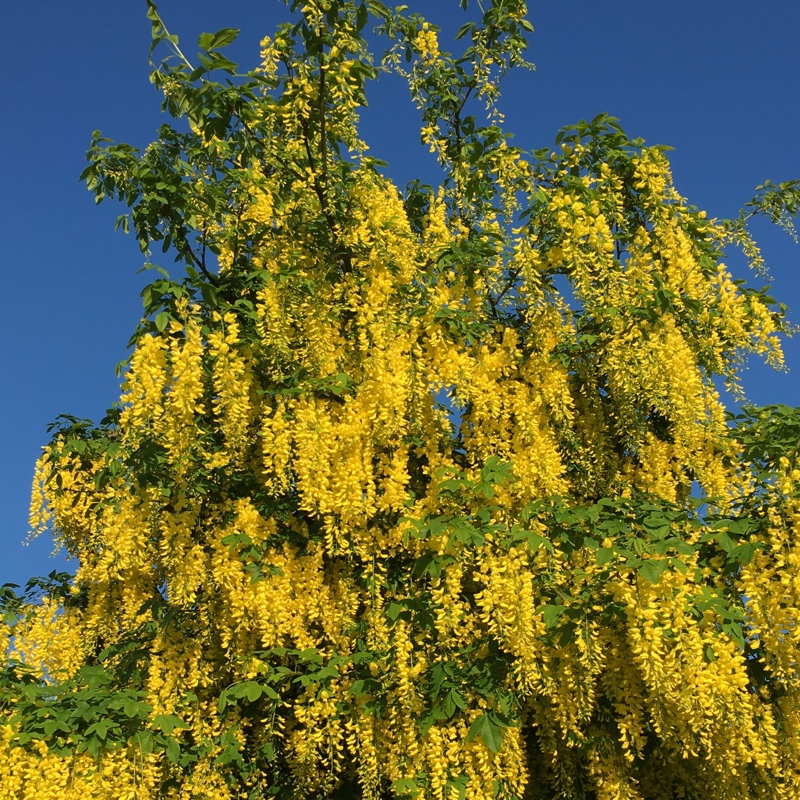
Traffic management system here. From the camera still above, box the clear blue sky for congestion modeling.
[2,1,798,588]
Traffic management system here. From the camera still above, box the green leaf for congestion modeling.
[134,730,154,755]
[145,0,160,24]
[86,736,102,758]
[542,604,565,629]
[442,687,465,718]
[165,737,181,764]
[85,719,114,740]
[123,699,152,718]
[596,547,614,566]
[466,714,503,753]
[455,21,475,40]
[298,648,323,664]
[669,557,688,575]
[723,621,746,648]
[152,713,189,735]
[244,681,263,702]
[733,543,756,565]
[199,27,239,51]
[638,559,668,584]
[356,3,368,32]
[393,778,419,798]
[214,742,242,766]
[315,665,339,681]
[717,531,736,554]
[197,51,238,73]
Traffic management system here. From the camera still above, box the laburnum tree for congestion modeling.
[3,1,800,798]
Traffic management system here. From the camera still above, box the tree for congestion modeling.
[2,1,800,797]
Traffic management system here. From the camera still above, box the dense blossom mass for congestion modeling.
[2,1,800,799]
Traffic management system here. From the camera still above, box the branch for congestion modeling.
[493,268,520,308]
[320,60,328,189]
[147,2,195,71]
[231,203,245,268]
[237,116,303,182]
[179,230,217,284]
[451,82,475,222]
[299,111,331,221]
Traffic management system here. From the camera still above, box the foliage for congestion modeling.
[3,1,800,798]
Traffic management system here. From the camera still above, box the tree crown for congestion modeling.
[3,2,800,799]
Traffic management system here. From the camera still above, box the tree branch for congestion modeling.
[320,60,328,189]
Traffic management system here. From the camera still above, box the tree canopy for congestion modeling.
[2,1,800,798]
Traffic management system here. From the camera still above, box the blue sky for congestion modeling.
[2,0,798,588]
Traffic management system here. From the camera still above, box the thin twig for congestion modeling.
[320,58,328,188]
[150,6,195,71]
